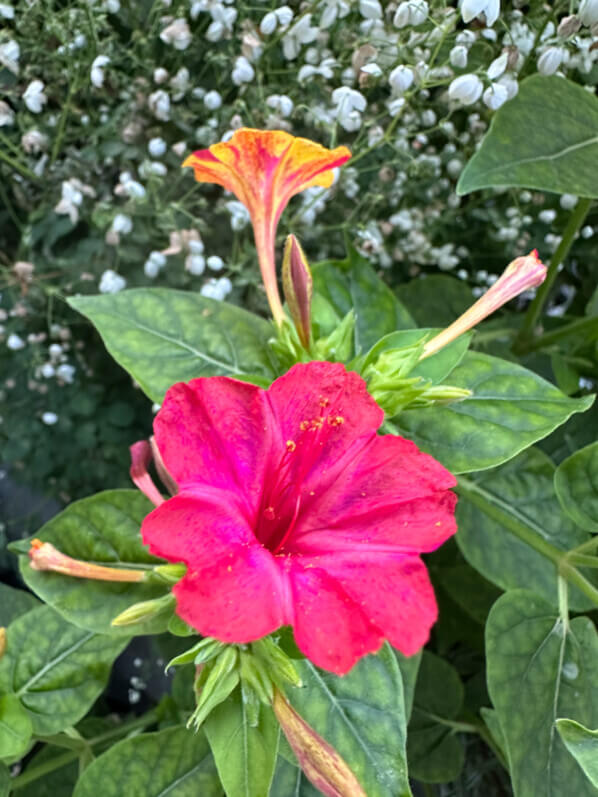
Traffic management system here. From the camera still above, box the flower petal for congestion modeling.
[153,377,273,516]
[288,560,384,674]
[290,434,457,554]
[142,492,286,641]
[296,552,438,658]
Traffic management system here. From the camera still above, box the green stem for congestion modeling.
[515,197,592,351]
[11,710,158,791]
[566,553,598,569]
[0,148,40,182]
[521,315,598,353]
[569,536,598,556]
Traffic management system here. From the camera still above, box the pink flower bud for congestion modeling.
[422,250,547,359]
[0,628,6,660]
[28,539,146,582]
[282,234,313,348]
[272,688,366,797]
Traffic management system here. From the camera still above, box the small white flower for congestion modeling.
[232,55,254,85]
[160,18,192,50]
[90,55,110,88]
[104,0,120,12]
[112,213,133,234]
[539,209,557,223]
[332,86,367,131]
[560,193,578,210]
[148,137,167,157]
[448,73,483,105]
[579,0,598,26]
[40,363,56,378]
[0,100,14,127]
[226,200,250,231]
[49,344,63,360]
[497,73,518,99]
[207,255,224,271]
[359,0,382,19]
[186,254,206,275]
[487,51,508,79]
[148,90,171,121]
[319,0,350,28]
[482,82,509,110]
[206,4,237,42]
[275,5,294,25]
[266,93,294,117]
[99,269,127,293]
[188,239,205,255]
[450,45,469,68]
[0,39,19,74]
[282,14,319,60]
[461,0,500,27]
[260,10,277,34]
[200,276,232,300]
[144,251,166,279]
[389,65,415,94]
[6,333,25,351]
[204,90,222,110]
[0,4,15,19]
[153,67,169,84]
[23,80,47,113]
[56,363,75,383]
[41,412,59,425]
[537,47,565,76]
[393,0,428,28]
[361,62,383,77]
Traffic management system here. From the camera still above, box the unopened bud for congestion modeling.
[273,688,366,797]
[254,636,302,689]
[130,440,165,507]
[29,539,146,582]
[422,250,546,359]
[111,593,175,627]
[282,235,312,349]
[557,14,581,37]
[0,628,6,660]
[188,646,240,730]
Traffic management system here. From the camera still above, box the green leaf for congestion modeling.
[435,564,502,625]
[0,762,10,797]
[69,289,277,403]
[396,352,594,473]
[312,250,414,354]
[407,651,465,784]
[556,719,598,787]
[0,584,39,627]
[289,644,411,797]
[396,275,473,329]
[393,650,421,723]
[73,726,221,797]
[457,448,593,610]
[554,442,598,531]
[486,590,598,797]
[0,694,33,759]
[0,606,127,735]
[18,490,171,636]
[204,690,279,797]
[480,707,508,763]
[458,75,598,197]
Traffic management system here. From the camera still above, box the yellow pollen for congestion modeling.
[286,440,296,452]
[310,417,324,429]
[319,396,330,407]
[264,506,276,520]
[327,415,345,426]
[300,420,310,431]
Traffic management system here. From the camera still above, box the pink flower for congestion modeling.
[137,362,457,674]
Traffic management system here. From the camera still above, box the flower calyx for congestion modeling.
[282,234,313,349]
[111,593,176,627]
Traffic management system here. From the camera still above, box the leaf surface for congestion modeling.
[554,441,598,531]
[556,719,598,787]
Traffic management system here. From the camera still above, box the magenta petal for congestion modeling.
[142,492,286,641]
[288,560,384,675]
[290,434,457,555]
[299,552,438,657]
[153,377,273,515]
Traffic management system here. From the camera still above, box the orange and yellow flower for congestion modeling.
[183,128,351,325]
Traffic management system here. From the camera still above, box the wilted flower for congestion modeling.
[160,18,192,50]
[136,362,457,674]
[183,129,350,325]
[21,129,48,153]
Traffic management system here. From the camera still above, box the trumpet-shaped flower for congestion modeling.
[136,361,457,674]
[182,129,351,325]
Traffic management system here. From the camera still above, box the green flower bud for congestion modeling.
[110,593,175,627]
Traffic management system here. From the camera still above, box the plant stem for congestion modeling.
[514,197,592,351]
[521,315,598,353]
[10,710,158,791]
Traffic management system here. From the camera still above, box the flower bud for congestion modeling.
[449,45,468,69]
[282,235,313,349]
[448,74,483,105]
[579,0,598,26]
[188,646,240,730]
[0,628,6,661]
[537,47,565,76]
[273,688,367,797]
[111,594,175,627]
[28,539,146,582]
[422,250,546,359]
[388,64,414,94]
